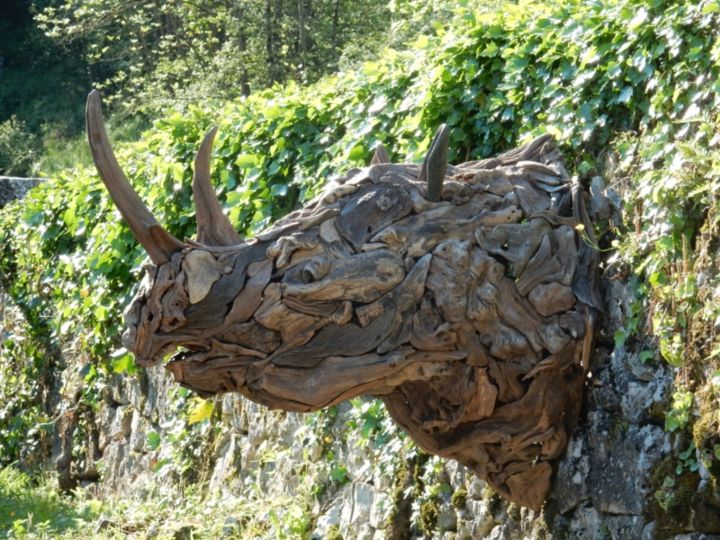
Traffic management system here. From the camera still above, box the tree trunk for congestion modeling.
[264,0,275,83]
[230,3,251,96]
[332,0,340,54]
[297,0,307,73]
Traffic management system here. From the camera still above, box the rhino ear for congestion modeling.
[86,90,185,265]
[192,127,243,246]
[419,124,450,202]
[371,143,390,165]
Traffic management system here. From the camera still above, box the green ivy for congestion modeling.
[3,0,720,470]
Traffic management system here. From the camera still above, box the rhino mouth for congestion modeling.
[164,345,235,398]
[168,343,208,361]
[166,348,193,367]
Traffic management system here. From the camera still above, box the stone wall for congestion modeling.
[0,176,44,207]
[79,274,712,539]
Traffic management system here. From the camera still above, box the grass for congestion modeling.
[0,466,101,539]
[0,464,318,539]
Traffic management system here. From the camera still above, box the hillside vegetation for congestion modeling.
[0,0,448,176]
[1,0,720,537]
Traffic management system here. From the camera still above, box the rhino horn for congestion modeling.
[371,143,390,165]
[419,123,449,202]
[192,126,243,246]
[86,90,185,265]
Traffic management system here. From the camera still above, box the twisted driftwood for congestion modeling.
[86,91,600,510]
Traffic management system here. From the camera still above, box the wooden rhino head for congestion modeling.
[87,90,600,510]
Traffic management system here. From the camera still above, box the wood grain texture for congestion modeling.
[108,133,600,511]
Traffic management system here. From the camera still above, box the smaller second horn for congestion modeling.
[419,124,449,202]
[371,143,390,165]
[192,127,243,246]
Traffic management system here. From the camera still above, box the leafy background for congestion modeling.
[1,0,720,537]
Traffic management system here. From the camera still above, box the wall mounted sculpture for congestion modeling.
[86,90,601,511]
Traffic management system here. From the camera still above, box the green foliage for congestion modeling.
[418,499,439,534]
[654,474,676,511]
[451,488,467,509]
[3,0,449,180]
[0,0,88,136]
[4,0,720,510]
[347,398,396,448]
[10,0,718,373]
[187,398,215,425]
[0,302,55,467]
[329,463,349,485]
[140,387,221,481]
[326,524,344,540]
[676,442,699,474]
[33,0,418,116]
[665,389,693,431]
[0,466,102,538]
[34,127,99,177]
[267,503,312,539]
[0,116,39,176]
[0,463,322,539]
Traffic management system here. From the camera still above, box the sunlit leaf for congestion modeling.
[188,399,214,425]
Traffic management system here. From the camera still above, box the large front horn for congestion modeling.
[86,90,185,265]
[192,127,243,245]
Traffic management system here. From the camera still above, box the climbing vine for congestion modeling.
[1,1,720,532]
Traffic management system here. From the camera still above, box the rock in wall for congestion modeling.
[0,176,44,207]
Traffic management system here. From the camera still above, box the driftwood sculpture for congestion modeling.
[86,90,601,510]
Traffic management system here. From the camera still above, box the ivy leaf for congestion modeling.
[348,144,365,161]
[235,154,260,169]
[617,86,633,104]
[614,329,627,348]
[146,431,161,451]
[629,9,649,30]
[330,465,349,484]
[479,41,499,57]
[665,416,680,432]
[188,399,214,424]
[111,350,136,374]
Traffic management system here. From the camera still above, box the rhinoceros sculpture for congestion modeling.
[86,90,600,510]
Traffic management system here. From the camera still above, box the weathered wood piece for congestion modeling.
[87,92,600,511]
